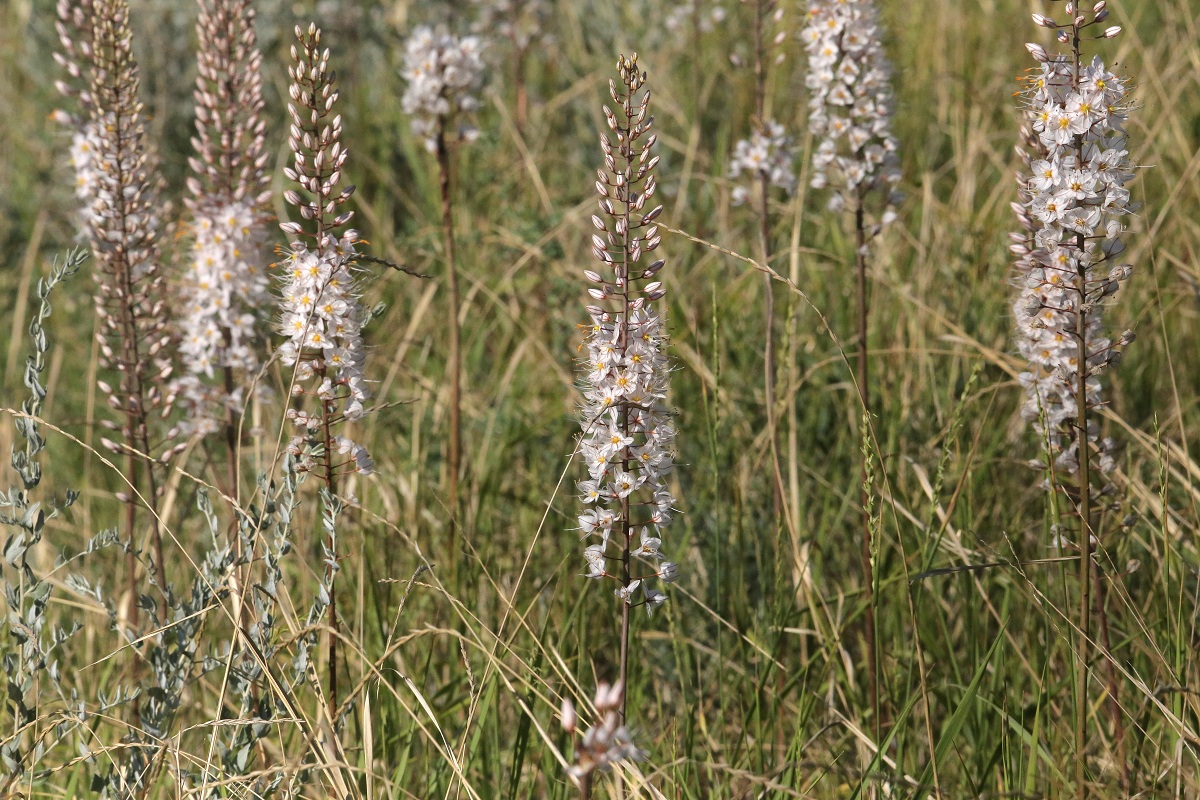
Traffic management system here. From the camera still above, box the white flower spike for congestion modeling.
[1011,7,1135,480]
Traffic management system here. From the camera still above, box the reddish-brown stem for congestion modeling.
[320,367,339,720]
[514,46,528,139]
[106,95,163,623]
[140,420,164,620]
[221,356,249,632]
[436,121,462,567]
[616,86,634,727]
[222,361,240,505]
[123,438,140,627]
[1070,23,1093,800]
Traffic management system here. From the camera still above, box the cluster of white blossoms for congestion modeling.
[277,232,373,475]
[400,26,487,152]
[279,24,373,477]
[63,121,103,230]
[801,0,902,215]
[174,0,274,435]
[560,682,646,782]
[728,119,797,206]
[578,55,678,616]
[1012,12,1134,478]
[174,203,271,433]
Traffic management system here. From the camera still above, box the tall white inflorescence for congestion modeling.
[578,54,678,617]
[801,0,902,216]
[278,23,373,477]
[728,119,796,206]
[400,26,487,152]
[1012,7,1134,477]
[175,0,273,435]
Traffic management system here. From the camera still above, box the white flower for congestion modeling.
[565,682,646,780]
[615,580,642,603]
[728,119,797,205]
[632,527,662,559]
[401,26,487,152]
[67,122,103,231]
[641,583,667,615]
[610,467,645,499]
[583,544,606,578]
[801,0,903,216]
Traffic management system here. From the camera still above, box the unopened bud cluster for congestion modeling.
[560,682,646,782]
[1012,1,1134,476]
[278,24,373,476]
[728,119,797,206]
[53,0,100,230]
[400,26,487,152]
[175,0,273,434]
[578,55,678,616]
[801,0,902,216]
[83,0,174,453]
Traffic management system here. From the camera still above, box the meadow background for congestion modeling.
[1,0,1199,797]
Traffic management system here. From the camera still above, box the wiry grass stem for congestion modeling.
[855,194,880,742]
[751,0,783,523]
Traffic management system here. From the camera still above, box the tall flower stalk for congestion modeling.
[1012,5,1134,794]
[731,0,793,524]
[472,0,547,136]
[401,27,485,556]
[177,0,272,496]
[801,0,902,735]
[279,22,374,716]
[72,0,173,622]
[578,53,678,726]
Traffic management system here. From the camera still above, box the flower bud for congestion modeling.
[560,699,576,733]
